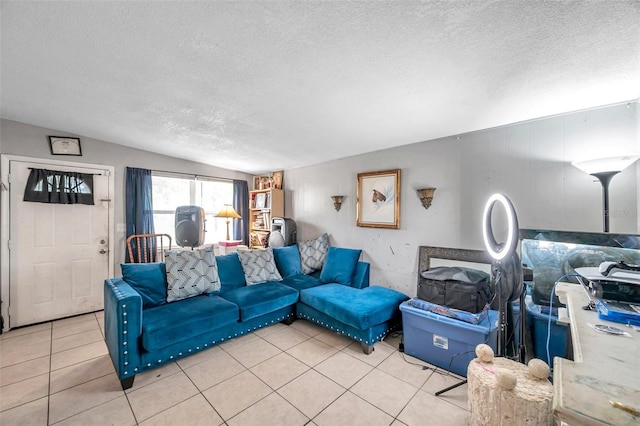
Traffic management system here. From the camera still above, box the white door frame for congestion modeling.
[0,154,115,332]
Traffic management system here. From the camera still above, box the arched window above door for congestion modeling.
[23,168,94,205]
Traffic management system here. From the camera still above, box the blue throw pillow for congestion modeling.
[215,253,247,293]
[319,247,362,286]
[273,245,303,278]
[121,262,167,309]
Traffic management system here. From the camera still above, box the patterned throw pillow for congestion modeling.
[237,248,283,285]
[299,233,330,274]
[165,246,221,302]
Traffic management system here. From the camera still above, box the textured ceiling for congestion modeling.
[1,1,639,174]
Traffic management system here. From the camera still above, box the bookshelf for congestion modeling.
[249,188,284,249]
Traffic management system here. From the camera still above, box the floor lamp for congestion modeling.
[572,155,640,232]
[215,204,242,242]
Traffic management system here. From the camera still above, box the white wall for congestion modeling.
[285,102,640,296]
[637,102,640,231]
[0,119,254,263]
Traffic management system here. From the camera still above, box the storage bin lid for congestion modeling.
[399,301,498,332]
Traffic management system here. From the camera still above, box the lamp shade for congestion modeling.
[215,204,242,219]
[571,155,640,175]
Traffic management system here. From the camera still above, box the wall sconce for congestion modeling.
[572,154,640,232]
[416,188,436,209]
[330,195,344,211]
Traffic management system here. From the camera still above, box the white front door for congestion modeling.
[9,160,111,327]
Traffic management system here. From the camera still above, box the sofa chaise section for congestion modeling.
[297,284,409,354]
[275,245,408,353]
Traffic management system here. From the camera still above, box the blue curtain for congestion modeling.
[233,180,249,246]
[125,167,155,262]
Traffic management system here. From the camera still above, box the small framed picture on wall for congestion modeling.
[48,136,82,156]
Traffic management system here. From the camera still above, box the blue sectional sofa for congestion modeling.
[104,243,408,390]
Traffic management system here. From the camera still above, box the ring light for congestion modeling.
[482,193,518,261]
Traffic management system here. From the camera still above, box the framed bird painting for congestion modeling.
[356,169,401,229]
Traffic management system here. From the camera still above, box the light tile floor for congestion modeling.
[0,311,470,425]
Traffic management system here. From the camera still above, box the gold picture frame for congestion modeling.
[356,169,401,229]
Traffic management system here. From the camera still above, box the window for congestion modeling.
[151,173,233,245]
[34,174,92,194]
[23,168,94,205]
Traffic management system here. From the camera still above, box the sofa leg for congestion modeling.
[120,376,135,390]
[361,343,374,355]
[281,316,295,326]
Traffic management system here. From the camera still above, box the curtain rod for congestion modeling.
[147,168,237,182]
[28,167,102,176]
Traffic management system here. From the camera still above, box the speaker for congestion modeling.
[269,217,297,248]
[175,205,205,248]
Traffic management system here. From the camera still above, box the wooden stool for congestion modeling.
[468,357,553,426]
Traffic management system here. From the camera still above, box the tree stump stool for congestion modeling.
[467,357,553,426]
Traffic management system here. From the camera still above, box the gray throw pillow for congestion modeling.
[237,247,283,285]
[299,233,330,274]
[165,246,221,302]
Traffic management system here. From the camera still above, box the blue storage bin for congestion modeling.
[525,295,567,365]
[400,301,498,377]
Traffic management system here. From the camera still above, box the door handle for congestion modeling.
[99,248,108,254]
[99,239,106,245]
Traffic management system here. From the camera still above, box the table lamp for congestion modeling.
[571,155,640,232]
[215,204,242,241]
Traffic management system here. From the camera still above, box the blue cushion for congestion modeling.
[121,262,167,309]
[319,247,362,285]
[280,273,323,291]
[220,282,299,321]
[351,262,370,289]
[215,253,246,293]
[141,295,239,351]
[273,245,303,278]
[299,284,408,330]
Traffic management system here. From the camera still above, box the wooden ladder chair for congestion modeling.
[126,233,172,263]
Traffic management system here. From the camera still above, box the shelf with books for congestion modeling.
[248,188,284,249]
[249,230,270,249]
[250,209,271,231]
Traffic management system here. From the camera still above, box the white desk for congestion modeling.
[554,283,640,425]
